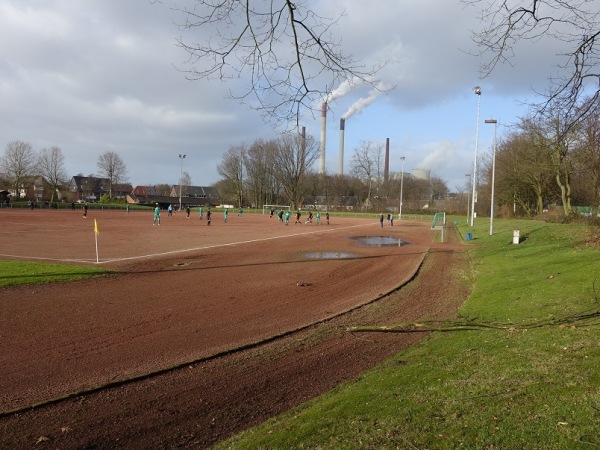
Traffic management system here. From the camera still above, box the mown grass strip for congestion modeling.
[0,260,112,288]
[214,218,600,449]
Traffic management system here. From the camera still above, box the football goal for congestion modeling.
[431,212,446,229]
[431,212,446,242]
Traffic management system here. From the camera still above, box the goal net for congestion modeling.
[431,212,446,229]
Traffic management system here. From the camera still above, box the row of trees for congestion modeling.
[215,132,449,212]
[474,96,600,219]
[0,140,128,201]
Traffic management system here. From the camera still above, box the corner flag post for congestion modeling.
[94,219,99,263]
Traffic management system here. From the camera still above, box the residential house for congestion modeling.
[112,183,134,200]
[127,185,174,208]
[169,185,218,207]
[68,176,109,202]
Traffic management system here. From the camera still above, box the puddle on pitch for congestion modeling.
[351,236,411,247]
[303,251,358,260]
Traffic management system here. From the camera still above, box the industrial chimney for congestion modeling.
[384,138,390,183]
[338,118,345,176]
[319,102,327,174]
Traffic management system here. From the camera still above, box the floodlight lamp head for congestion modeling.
[473,86,481,95]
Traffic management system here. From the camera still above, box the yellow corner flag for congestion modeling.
[94,219,99,235]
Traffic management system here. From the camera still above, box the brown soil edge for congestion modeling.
[0,228,470,449]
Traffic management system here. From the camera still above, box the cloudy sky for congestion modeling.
[0,0,574,191]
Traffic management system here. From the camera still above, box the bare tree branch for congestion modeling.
[97,151,128,199]
[171,0,382,126]
[466,0,600,124]
[0,141,36,200]
[37,146,68,203]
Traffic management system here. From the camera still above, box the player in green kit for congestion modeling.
[153,204,161,225]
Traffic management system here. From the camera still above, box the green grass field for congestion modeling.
[215,218,600,449]
[0,260,111,288]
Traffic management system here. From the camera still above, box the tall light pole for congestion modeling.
[485,119,498,236]
[470,86,482,226]
[465,173,471,225]
[178,153,186,211]
[398,156,405,221]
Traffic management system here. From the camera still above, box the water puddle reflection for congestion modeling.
[351,236,411,247]
[303,251,358,260]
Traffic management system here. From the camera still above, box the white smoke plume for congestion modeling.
[326,77,361,103]
[418,141,457,170]
[341,84,385,120]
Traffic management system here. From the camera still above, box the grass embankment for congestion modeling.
[216,218,600,449]
[0,260,111,288]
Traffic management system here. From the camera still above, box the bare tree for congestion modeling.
[97,151,128,199]
[217,145,246,207]
[430,176,449,203]
[0,140,36,200]
[349,141,384,209]
[172,0,382,125]
[544,114,576,215]
[180,171,192,197]
[154,183,172,196]
[244,139,278,208]
[272,131,319,208]
[514,120,556,214]
[37,146,68,203]
[468,0,600,127]
[572,98,600,211]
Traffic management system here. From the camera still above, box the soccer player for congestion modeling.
[153,203,161,225]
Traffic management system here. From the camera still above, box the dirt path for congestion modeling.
[0,211,469,448]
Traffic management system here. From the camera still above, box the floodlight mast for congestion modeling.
[398,156,405,220]
[465,173,471,225]
[470,86,481,227]
[179,154,186,211]
[485,119,498,235]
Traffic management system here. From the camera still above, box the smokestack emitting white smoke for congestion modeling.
[319,102,326,174]
[323,80,384,175]
[338,118,345,176]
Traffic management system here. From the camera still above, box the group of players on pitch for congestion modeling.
[153,204,331,227]
[269,208,330,226]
